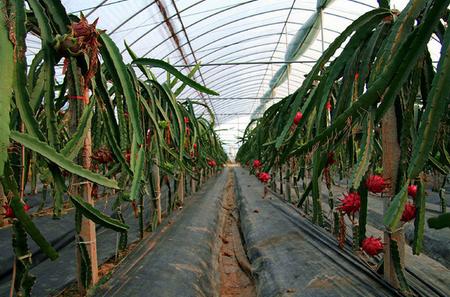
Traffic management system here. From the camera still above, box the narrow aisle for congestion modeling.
[218,170,256,297]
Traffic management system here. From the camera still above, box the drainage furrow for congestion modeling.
[218,169,256,297]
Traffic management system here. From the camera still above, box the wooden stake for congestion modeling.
[285,163,291,201]
[153,158,162,224]
[382,106,403,288]
[199,169,204,186]
[9,257,16,297]
[178,172,185,205]
[78,124,99,289]
[190,174,196,194]
[279,166,283,195]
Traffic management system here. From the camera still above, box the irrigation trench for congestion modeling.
[47,165,447,297]
[219,170,256,297]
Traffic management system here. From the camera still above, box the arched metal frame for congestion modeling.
[197,70,303,98]
[180,54,290,93]
[154,11,335,65]
[159,45,317,97]
[181,64,307,99]
[159,30,328,80]
[118,0,207,53]
[142,7,317,58]
[213,78,272,96]
[222,85,272,99]
[109,1,158,35]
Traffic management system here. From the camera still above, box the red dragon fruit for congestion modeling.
[401,202,416,222]
[366,175,386,193]
[293,112,303,125]
[2,203,30,219]
[407,185,417,198]
[258,172,271,184]
[362,236,383,256]
[253,159,262,169]
[338,192,361,215]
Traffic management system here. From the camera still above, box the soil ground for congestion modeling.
[218,172,256,297]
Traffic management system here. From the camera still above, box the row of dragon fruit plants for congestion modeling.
[0,0,226,295]
[237,0,449,293]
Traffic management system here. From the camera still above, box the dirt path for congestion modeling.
[219,171,256,297]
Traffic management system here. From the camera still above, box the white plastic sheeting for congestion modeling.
[251,0,335,119]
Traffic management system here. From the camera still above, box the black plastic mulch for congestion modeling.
[0,179,177,296]
[234,167,402,297]
[94,170,228,297]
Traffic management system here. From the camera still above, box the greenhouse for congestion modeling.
[0,0,449,296]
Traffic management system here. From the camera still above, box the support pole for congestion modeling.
[190,172,196,194]
[153,158,162,224]
[279,166,283,195]
[178,172,185,205]
[199,169,204,186]
[283,164,289,200]
[76,107,98,293]
[80,130,98,284]
[382,106,403,288]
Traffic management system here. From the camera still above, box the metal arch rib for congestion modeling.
[169,0,218,124]
[119,0,204,54]
[109,1,158,35]
[252,0,297,114]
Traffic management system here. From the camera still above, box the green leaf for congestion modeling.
[174,64,200,96]
[28,0,58,148]
[377,0,390,8]
[383,184,408,229]
[100,33,143,145]
[10,131,119,189]
[132,58,219,96]
[351,112,374,189]
[0,2,14,175]
[93,71,132,175]
[130,146,145,201]
[60,99,94,160]
[390,239,410,292]
[70,195,129,232]
[358,181,368,246]
[11,195,59,260]
[38,0,71,34]
[2,162,59,260]
[124,42,155,81]
[12,0,46,141]
[27,50,44,93]
[29,69,45,113]
[77,235,92,289]
[12,220,37,296]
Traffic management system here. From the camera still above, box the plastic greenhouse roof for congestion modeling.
[27,0,440,158]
